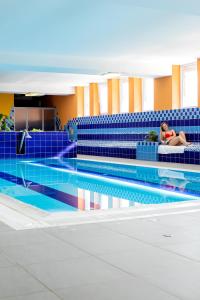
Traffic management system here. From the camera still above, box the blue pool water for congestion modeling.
[0,158,199,212]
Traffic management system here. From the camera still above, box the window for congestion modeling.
[98,82,108,114]
[142,78,154,111]
[181,63,197,108]
[120,78,129,113]
[84,85,90,116]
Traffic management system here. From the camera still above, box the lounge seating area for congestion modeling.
[68,107,200,164]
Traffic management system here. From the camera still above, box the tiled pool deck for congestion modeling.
[1,211,200,299]
[0,157,200,299]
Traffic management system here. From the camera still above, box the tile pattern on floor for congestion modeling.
[1,212,200,299]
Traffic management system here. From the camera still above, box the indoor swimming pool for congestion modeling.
[0,158,199,213]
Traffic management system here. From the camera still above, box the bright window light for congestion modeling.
[120,78,129,113]
[142,78,154,111]
[84,85,90,116]
[101,195,109,209]
[84,190,91,210]
[99,82,108,114]
[181,63,197,108]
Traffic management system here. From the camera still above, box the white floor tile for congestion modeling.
[0,266,45,299]
[99,247,200,300]
[55,277,180,300]
[25,256,130,290]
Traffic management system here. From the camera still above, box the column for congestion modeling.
[172,65,181,109]
[107,78,120,115]
[129,77,142,113]
[75,86,84,117]
[89,83,100,116]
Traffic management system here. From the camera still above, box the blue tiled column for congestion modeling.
[136,141,159,161]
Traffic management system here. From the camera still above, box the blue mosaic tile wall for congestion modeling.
[71,108,200,142]
[0,132,76,159]
[159,148,200,165]
[67,107,200,163]
[78,146,136,159]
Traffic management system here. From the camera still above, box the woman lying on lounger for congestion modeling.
[160,122,191,146]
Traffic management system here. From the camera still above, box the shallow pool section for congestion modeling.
[0,158,199,212]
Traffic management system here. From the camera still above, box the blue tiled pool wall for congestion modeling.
[0,132,76,159]
[67,107,200,163]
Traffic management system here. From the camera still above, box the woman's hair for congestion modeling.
[160,122,169,131]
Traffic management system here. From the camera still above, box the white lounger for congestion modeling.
[158,145,186,155]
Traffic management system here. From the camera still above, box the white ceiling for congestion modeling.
[0,71,105,95]
[0,0,200,94]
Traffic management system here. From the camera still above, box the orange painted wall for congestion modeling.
[0,93,14,116]
[45,87,84,128]
[172,65,181,109]
[154,66,180,111]
[89,83,100,116]
[75,86,84,117]
[129,77,142,113]
[107,79,120,114]
[154,76,172,111]
[45,94,76,128]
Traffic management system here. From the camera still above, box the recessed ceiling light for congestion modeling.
[25,92,45,97]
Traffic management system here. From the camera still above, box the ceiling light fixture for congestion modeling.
[25,92,45,97]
